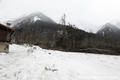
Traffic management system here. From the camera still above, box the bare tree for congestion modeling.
[61,14,67,49]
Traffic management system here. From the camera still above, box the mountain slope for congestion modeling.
[97,23,120,38]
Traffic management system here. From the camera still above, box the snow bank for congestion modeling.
[0,44,120,80]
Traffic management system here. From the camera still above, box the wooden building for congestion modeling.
[0,24,15,53]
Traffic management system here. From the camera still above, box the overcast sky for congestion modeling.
[1,0,120,32]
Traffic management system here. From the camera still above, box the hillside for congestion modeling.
[97,23,120,38]
[0,44,120,80]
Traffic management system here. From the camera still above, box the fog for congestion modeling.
[1,0,120,32]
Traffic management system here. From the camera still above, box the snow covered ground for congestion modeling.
[0,44,120,80]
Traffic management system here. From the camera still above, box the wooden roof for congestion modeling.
[0,24,15,32]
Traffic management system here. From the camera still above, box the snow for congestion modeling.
[32,16,41,22]
[0,44,120,80]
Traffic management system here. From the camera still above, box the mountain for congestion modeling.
[10,11,61,48]
[10,12,56,28]
[97,23,120,38]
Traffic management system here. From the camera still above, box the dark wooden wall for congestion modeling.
[0,29,7,42]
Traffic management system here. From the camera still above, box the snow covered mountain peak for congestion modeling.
[10,11,56,27]
[97,23,120,37]
[98,23,120,32]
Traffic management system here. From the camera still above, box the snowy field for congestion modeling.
[0,44,120,80]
